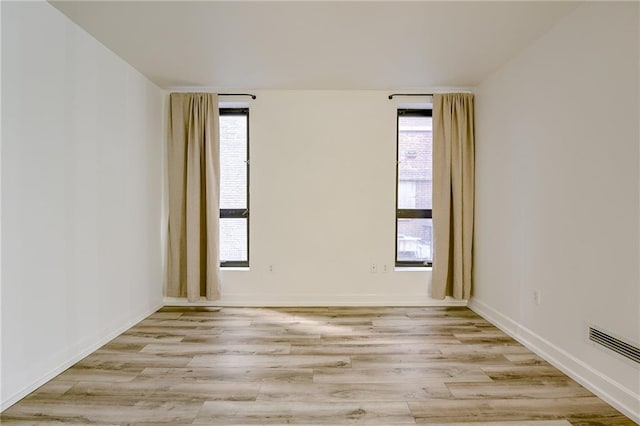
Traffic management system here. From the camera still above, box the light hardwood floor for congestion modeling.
[1,307,635,425]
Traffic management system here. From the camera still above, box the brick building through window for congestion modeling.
[396,111,433,266]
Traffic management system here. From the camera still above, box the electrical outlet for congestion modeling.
[370,264,377,273]
[383,264,389,273]
[269,264,274,272]
[533,289,541,305]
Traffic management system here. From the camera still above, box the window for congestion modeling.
[219,108,249,267]
[396,109,433,267]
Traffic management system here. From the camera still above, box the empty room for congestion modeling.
[1,0,639,424]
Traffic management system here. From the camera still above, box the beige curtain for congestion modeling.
[431,93,475,300]
[166,93,221,301]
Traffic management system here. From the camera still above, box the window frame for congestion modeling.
[219,107,250,268]
[395,108,433,268]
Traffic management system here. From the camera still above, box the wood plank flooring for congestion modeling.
[1,306,635,425]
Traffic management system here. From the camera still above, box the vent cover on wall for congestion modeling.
[588,327,640,364]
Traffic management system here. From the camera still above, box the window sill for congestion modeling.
[221,267,250,271]
[395,266,432,272]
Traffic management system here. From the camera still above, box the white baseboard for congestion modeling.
[0,302,163,412]
[164,294,468,307]
[468,298,640,424]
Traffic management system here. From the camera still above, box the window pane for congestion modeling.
[397,218,432,263]
[220,218,248,262]
[398,115,432,209]
[220,115,247,209]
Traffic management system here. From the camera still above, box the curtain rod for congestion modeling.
[388,93,433,100]
[219,93,257,99]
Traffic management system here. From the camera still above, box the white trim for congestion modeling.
[394,267,432,272]
[164,295,467,307]
[219,101,249,109]
[396,102,433,109]
[0,302,163,411]
[468,297,640,424]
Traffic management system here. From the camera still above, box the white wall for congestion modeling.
[200,90,465,306]
[472,2,640,421]
[1,1,164,409]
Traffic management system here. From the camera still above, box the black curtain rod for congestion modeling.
[388,93,433,100]
[219,93,257,99]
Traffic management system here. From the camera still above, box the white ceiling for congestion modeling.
[50,1,579,90]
